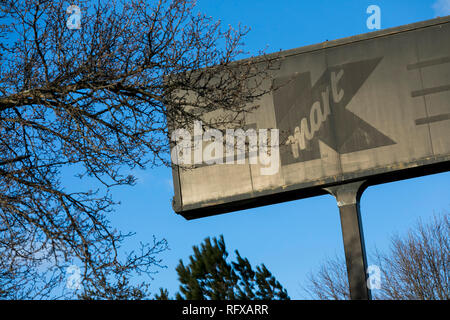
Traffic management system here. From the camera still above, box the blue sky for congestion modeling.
[104,0,450,299]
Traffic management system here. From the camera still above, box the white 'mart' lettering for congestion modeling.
[287,69,344,158]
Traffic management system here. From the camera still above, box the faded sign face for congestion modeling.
[171,18,450,219]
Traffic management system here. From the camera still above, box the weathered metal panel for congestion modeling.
[170,17,450,219]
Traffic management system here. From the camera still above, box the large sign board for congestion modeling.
[171,17,450,219]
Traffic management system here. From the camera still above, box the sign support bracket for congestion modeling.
[324,180,371,300]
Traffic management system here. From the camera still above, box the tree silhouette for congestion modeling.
[157,235,289,300]
[0,0,272,298]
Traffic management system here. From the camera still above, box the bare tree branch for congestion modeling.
[0,0,274,299]
[301,213,449,300]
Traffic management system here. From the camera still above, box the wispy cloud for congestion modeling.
[432,0,450,16]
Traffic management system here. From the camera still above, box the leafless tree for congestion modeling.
[0,0,273,299]
[302,213,449,300]
[302,253,350,300]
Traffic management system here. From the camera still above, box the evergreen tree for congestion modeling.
[154,288,170,300]
[159,235,289,300]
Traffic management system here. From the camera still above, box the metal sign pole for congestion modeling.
[325,181,371,300]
